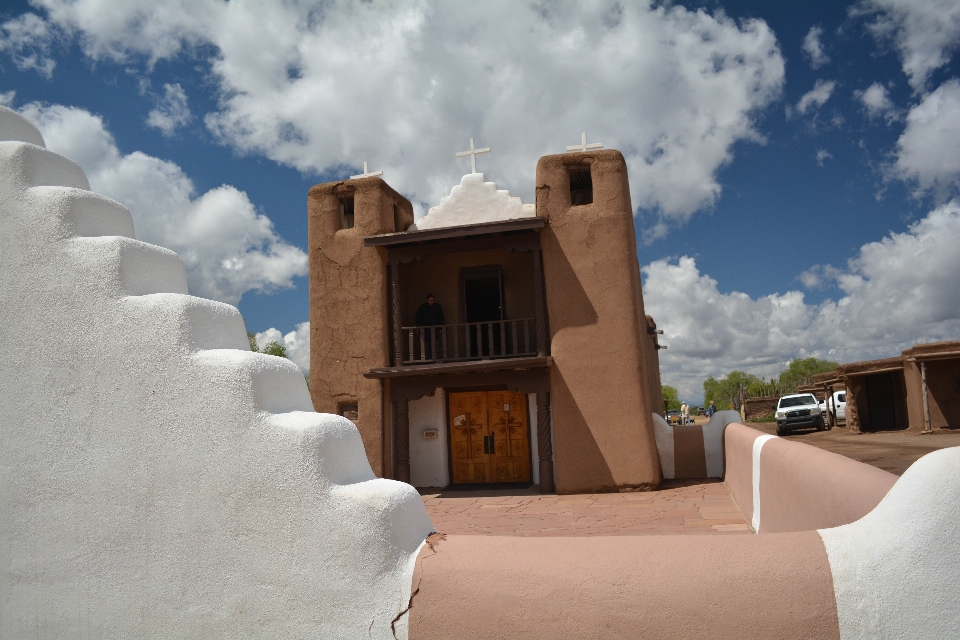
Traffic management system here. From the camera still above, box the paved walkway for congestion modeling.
[420,478,751,537]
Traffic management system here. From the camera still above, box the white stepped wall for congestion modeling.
[0,105,432,638]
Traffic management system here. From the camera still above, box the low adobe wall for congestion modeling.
[743,395,778,421]
[723,423,898,533]
[653,410,740,479]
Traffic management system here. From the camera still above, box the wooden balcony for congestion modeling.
[403,318,537,364]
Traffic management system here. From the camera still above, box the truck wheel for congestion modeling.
[776,425,785,436]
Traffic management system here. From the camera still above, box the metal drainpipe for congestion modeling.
[921,361,932,433]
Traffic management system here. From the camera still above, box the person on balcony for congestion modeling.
[415,294,445,360]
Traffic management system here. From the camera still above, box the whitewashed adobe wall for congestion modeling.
[413,173,535,230]
[0,106,433,639]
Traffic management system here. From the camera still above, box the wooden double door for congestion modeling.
[449,391,531,484]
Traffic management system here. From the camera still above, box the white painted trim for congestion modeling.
[818,447,960,638]
[652,413,675,479]
[751,434,777,532]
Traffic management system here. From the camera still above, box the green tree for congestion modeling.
[661,385,680,412]
[703,371,761,410]
[247,332,259,352]
[775,357,838,392]
[262,341,287,358]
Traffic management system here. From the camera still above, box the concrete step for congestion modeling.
[26,186,136,239]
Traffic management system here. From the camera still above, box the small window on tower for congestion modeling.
[569,167,593,205]
[339,195,355,229]
[338,403,359,423]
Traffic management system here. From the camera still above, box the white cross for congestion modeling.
[566,132,603,152]
[455,137,491,174]
[350,161,383,179]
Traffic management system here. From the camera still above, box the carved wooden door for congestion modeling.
[487,391,532,483]
[448,391,531,484]
[449,392,490,484]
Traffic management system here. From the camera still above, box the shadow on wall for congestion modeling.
[540,234,597,331]
[550,366,616,493]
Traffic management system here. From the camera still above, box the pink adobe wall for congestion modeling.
[409,533,840,639]
[758,436,897,533]
[723,422,762,524]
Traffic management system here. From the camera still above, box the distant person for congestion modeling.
[680,402,690,426]
[415,294,444,360]
[705,401,716,418]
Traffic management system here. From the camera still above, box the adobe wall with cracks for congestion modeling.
[0,106,433,639]
[308,177,414,476]
[536,149,661,492]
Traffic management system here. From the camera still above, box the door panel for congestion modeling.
[448,390,531,484]
[449,392,489,484]
[487,391,532,483]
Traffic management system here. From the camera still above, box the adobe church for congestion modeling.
[308,141,665,493]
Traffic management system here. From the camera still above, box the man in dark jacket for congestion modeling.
[414,294,444,360]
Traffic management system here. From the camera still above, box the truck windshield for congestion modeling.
[779,395,816,408]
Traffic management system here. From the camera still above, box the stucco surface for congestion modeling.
[0,106,433,638]
[409,532,840,639]
[413,173,535,230]
[308,177,413,475]
[723,422,763,525]
[819,446,960,639]
[654,411,739,480]
[759,435,897,533]
[537,150,660,492]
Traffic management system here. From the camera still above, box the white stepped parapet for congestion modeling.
[66,236,190,297]
[193,349,315,414]
[27,186,136,239]
[119,294,250,353]
[0,140,90,190]
[0,104,45,147]
[0,103,432,638]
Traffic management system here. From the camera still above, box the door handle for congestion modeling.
[482,434,496,455]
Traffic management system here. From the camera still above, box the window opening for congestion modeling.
[338,403,359,423]
[339,195,355,229]
[569,167,593,205]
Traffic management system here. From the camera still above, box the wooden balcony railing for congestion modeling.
[401,318,537,364]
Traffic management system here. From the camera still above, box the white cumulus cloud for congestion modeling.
[18,102,307,305]
[856,0,960,92]
[644,201,960,400]
[802,25,830,68]
[893,79,960,199]
[855,82,898,122]
[5,0,786,235]
[796,79,837,115]
[256,322,310,374]
[146,83,192,136]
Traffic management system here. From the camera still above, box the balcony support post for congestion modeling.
[393,398,410,483]
[390,262,403,366]
[537,391,555,493]
[533,247,549,357]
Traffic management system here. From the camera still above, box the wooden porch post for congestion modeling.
[826,385,835,428]
[921,361,933,433]
[536,391,555,493]
[390,262,403,366]
[533,247,549,357]
[393,399,411,483]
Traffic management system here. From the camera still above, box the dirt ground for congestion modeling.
[743,420,960,476]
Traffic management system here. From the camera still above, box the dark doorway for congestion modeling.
[866,374,897,430]
[461,266,504,356]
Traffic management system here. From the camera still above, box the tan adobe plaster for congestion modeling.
[535,150,661,492]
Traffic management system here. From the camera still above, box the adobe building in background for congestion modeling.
[808,340,960,433]
[308,148,665,494]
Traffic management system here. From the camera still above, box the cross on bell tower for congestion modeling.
[350,161,383,179]
[455,138,491,174]
[566,132,603,153]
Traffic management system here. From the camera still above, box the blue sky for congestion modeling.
[3,0,959,401]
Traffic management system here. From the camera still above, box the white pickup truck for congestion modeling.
[828,390,847,423]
